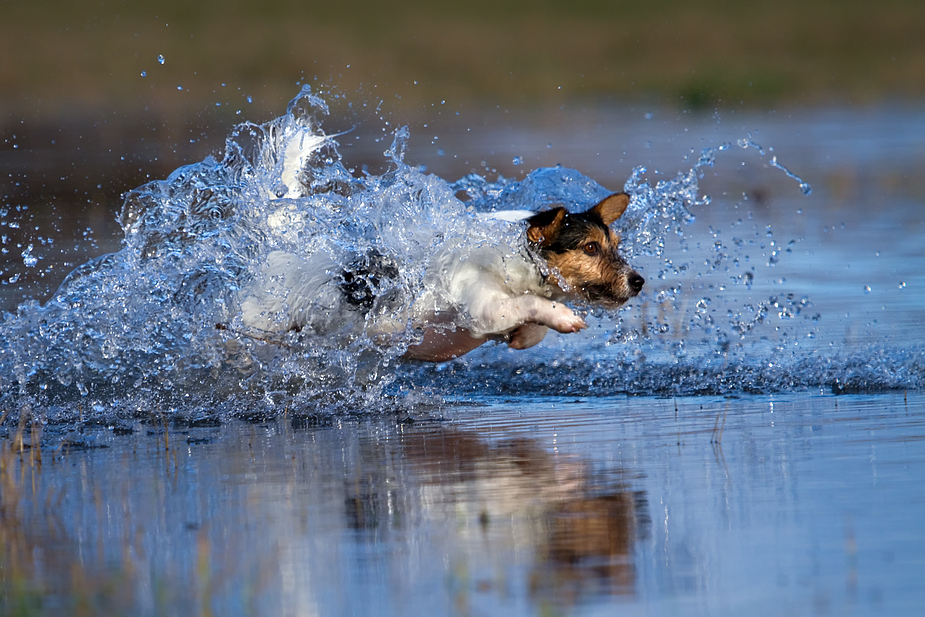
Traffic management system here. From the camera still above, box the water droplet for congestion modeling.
[140,70,147,77]
[157,54,165,65]
[864,285,871,294]
[21,244,37,267]
[512,156,523,166]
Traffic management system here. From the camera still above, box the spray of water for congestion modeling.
[0,87,915,424]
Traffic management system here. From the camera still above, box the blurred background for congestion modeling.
[2,0,924,304]
[4,0,923,164]
[5,0,924,116]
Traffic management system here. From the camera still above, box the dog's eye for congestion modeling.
[583,242,600,255]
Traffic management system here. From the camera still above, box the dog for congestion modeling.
[236,192,644,362]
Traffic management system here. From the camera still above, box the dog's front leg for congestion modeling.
[471,294,586,336]
[508,295,586,334]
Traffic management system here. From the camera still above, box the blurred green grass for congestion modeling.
[2,0,924,121]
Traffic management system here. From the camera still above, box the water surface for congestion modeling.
[4,393,923,615]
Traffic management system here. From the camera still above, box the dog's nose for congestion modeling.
[629,273,645,294]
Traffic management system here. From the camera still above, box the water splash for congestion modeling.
[735,134,812,195]
[1,88,521,418]
[0,90,918,423]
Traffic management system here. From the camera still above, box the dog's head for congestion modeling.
[526,193,644,307]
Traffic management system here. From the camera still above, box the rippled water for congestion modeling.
[1,91,924,615]
[4,393,923,616]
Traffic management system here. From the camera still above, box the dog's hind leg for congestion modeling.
[507,323,549,350]
[403,326,489,362]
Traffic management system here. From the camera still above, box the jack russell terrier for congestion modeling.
[236,192,644,362]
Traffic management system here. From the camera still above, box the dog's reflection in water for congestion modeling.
[346,422,649,605]
[537,489,644,600]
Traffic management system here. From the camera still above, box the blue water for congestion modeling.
[6,393,923,616]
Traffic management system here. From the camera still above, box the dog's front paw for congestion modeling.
[546,303,587,333]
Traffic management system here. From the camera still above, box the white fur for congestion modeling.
[417,241,581,338]
[269,125,329,200]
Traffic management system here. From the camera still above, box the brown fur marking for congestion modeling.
[589,193,630,225]
[526,208,566,245]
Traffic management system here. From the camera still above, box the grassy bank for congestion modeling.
[2,0,924,121]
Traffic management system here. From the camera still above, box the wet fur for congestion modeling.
[237,193,644,362]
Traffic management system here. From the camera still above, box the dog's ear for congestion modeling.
[526,207,567,245]
[589,193,630,225]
